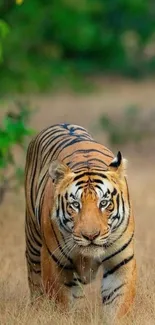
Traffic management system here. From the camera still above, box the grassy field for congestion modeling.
[0,79,155,324]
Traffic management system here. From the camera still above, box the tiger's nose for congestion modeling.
[81,230,100,241]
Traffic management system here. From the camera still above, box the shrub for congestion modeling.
[0,101,35,204]
[0,19,9,62]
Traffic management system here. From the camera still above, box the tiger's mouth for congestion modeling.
[73,234,109,249]
[78,242,105,248]
[77,243,106,258]
[72,237,107,257]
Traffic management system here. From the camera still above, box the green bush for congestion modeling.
[0,101,35,204]
[1,0,155,92]
[0,19,9,62]
[0,19,35,203]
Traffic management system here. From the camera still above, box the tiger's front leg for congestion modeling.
[101,257,136,324]
[41,243,72,307]
[41,244,85,308]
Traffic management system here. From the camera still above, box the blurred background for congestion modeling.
[0,0,155,204]
[0,1,155,324]
[1,0,155,92]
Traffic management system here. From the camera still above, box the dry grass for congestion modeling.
[1,79,155,324]
[0,186,155,325]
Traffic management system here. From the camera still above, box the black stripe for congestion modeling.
[36,195,44,227]
[61,196,65,217]
[85,167,107,172]
[111,188,117,197]
[40,132,69,167]
[102,283,125,303]
[74,172,107,181]
[46,243,74,270]
[36,171,48,194]
[115,195,125,230]
[95,184,103,191]
[26,258,41,274]
[116,194,120,216]
[64,148,113,160]
[65,192,68,200]
[62,214,71,225]
[58,217,72,234]
[72,168,90,174]
[104,293,123,305]
[76,180,88,186]
[103,233,134,263]
[111,194,120,231]
[75,185,87,194]
[70,158,108,170]
[27,254,40,265]
[110,189,130,242]
[56,194,60,217]
[42,222,73,270]
[26,127,62,213]
[41,130,66,154]
[51,223,73,265]
[26,218,42,248]
[26,238,40,257]
[70,162,89,169]
[103,254,134,278]
[64,281,77,287]
[41,134,69,165]
[59,197,73,232]
[35,174,48,226]
[41,149,52,168]
[29,130,49,212]
[40,129,65,155]
[56,138,98,157]
[30,215,42,241]
[93,179,105,184]
[85,158,108,164]
[106,217,130,248]
[52,137,78,158]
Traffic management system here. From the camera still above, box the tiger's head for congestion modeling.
[49,152,129,256]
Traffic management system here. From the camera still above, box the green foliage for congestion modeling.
[0,101,35,203]
[1,0,155,92]
[99,106,155,146]
[0,19,9,62]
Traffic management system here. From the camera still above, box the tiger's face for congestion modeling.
[49,152,129,256]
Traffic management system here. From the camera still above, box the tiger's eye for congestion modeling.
[70,201,80,209]
[100,200,107,208]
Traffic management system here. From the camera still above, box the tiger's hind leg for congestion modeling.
[101,257,136,324]
[25,209,43,302]
[25,251,43,303]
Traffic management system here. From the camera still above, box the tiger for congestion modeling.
[24,123,136,323]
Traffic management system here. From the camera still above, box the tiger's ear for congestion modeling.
[49,160,71,183]
[108,151,127,177]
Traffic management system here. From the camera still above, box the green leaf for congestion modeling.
[0,20,10,40]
